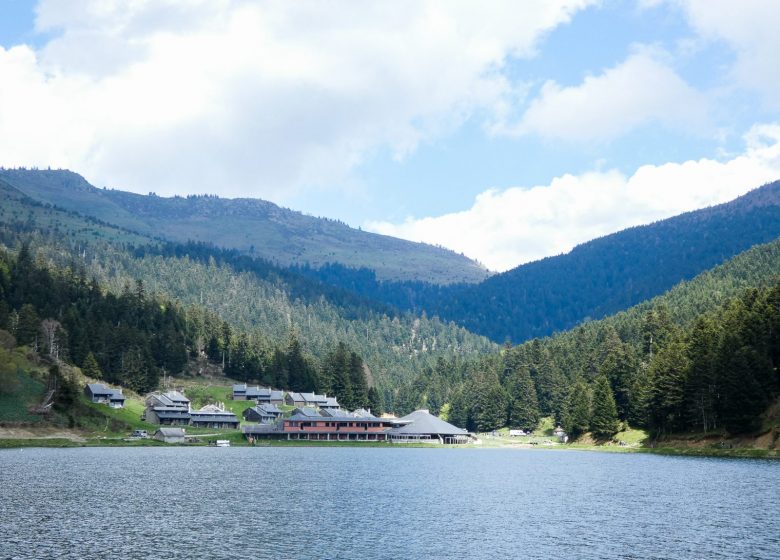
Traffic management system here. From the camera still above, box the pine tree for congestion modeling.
[564,379,591,438]
[647,342,689,435]
[82,352,102,380]
[506,364,540,430]
[684,316,719,432]
[367,386,383,416]
[599,330,638,421]
[15,304,40,348]
[717,337,768,434]
[590,374,619,438]
[349,352,369,409]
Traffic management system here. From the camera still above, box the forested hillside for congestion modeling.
[396,236,780,435]
[298,180,780,344]
[0,189,497,409]
[0,245,386,413]
[0,169,489,284]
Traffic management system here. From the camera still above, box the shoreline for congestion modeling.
[1,436,776,459]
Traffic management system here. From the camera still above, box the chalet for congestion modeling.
[84,383,125,408]
[189,403,240,429]
[153,427,186,444]
[232,384,285,404]
[320,396,340,410]
[243,403,283,424]
[147,390,190,410]
[284,392,338,409]
[387,409,471,444]
[143,390,191,425]
[232,384,261,401]
[255,388,285,405]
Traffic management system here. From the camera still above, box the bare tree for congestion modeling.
[40,319,62,361]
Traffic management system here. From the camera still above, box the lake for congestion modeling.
[0,447,778,559]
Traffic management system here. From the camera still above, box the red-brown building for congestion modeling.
[284,408,396,441]
[243,407,400,441]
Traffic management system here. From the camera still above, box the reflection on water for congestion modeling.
[0,447,778,559]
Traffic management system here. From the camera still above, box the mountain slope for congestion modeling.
[0,186,497,403]
[0,168,489,284]
[300,180,780,343]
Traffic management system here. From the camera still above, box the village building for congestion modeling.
[243,407,396,441]
[153,427,186,444]
[189,403,240,429]
[255,388,285,405]
[232,384,285,404]
[387,409,471,444]
[284,392,339,409]
[143,390,191,425]
[243,403,283,424]
[84,383,125,408]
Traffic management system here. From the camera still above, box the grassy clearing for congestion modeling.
[0,371,47,424]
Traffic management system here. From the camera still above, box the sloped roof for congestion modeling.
[156,427,185,437]
[257,403,281,414]
[86,383,112,396]
[389,410,468,436]
[291,407,320,417]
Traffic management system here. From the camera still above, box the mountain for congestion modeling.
[298,179,780,343]
[0,168,490,285]
[400,234,780,433]
[0,181,497,406]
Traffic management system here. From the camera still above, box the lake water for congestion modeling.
[0,447,778,559]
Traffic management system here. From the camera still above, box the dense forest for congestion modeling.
[0,245,378,411]
[297,180,780,344]
[394,237,780,435]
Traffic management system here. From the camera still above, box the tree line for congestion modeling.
[392,282,780,436]
[0,245,379,412]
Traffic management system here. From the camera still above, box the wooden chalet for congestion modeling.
[189,404,240,429]
[284,392,339,409]
[242,407,396,441]
[142,390,191,425]
[153,427,186,444]
[243,403,283,424]
[84,383,125,408]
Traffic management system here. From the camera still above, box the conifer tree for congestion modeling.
[590,374,619,438]
[506,364,540,430]
[367,386,383,416]
[15,304,39,347]
[82,352,102,380]
[349,352,369,409]
[564,379,591,438]
[647,342,689,435]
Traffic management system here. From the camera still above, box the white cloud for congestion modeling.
[494,49,709,142]
[654,0,780,108]
[367,123,780,272]
[0,0,593,199]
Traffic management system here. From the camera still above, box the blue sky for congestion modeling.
[1,1,779,270]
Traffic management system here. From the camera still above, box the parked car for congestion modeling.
[131,429,149,439]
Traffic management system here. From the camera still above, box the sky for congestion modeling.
[1,1,779,272]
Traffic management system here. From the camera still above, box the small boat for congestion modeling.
[215,439,230,447]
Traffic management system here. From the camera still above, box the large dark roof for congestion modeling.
[155,411,191,419]
[389,410,468,436]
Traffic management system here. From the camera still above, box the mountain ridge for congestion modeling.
[0,168,490,285]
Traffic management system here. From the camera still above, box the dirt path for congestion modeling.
[0,427,87,443]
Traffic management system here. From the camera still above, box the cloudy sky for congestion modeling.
[1,1,779,271]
